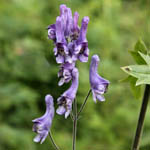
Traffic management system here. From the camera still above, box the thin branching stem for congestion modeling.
[77,89,92,119]
[132,84,150,150]
[49,130,60,150]
[72,89,92,150]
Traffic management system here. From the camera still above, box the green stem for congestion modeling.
[70,111,74,121]
[77,89,92,119]
[49,130,60,150]
[72,98,77,150]
[132,84,150,150]
[72,89,92,150]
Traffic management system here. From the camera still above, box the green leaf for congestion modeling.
[121,65,150,85]
[138,52,150,66]
[136,78,150,86]
[129,40,148,64]
[134,40,147,53]
[129,51,146,64]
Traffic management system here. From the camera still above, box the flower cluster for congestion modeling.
[47,4,90,118]
[48,4,89,85]
[32,4,110,145]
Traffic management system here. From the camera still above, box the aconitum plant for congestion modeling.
[32,4,109,150]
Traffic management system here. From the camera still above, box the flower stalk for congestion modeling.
[72,98,77,150]
[132,84,150,150]
[77,89,92,119]
[49,131,60,150]
[72,89,92,150]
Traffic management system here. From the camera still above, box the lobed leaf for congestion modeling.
[129,40,148,64]
[121,65,150,86]
[134,40,147,54]
[129,51,146,65]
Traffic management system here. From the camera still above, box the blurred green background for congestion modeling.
[0,0,150,150]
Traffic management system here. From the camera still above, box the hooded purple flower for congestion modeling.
[58,62,75,86]
[89,55,109,102]
[60,5,73,38]
[75,16,89,62]
[59,4,68,32]
[65,8,73,37]
[70,12,80,41]
[32,94,54,144]
[56,68,79,118]
[54,16,69,64]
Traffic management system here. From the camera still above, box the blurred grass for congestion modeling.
[0,0,150,150]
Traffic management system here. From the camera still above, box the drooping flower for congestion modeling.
[58,62,75,86]
[89,55,109,102]
[75,16,89,62]
[32,94,54,144]
[56,68,79,118]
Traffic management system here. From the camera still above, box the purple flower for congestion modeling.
[75,17,89,62]
[89,55,109,102]
[60,5,73,37]
[65,8,73,37]
[70,12,80,41]
[47,5,90,64]
[32,95,54,144]
[47,24,56,41]
[59,4,68,32]
[54,16,69,64]
[56,68,79,118]
[77,17,89,43]
[58,62,75,86]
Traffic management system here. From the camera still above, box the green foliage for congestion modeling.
[129,40,148,65]
[122,40,150,87]
[139,52,150,66]
[122,64,150,85]
[121,40,150,100]
[0,0,150,150]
